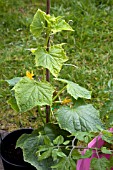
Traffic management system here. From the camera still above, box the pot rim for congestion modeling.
[0,128,33,167]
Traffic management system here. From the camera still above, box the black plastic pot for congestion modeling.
[0,128,36,170]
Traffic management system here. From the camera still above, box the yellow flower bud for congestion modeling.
[26,71,34,79]
[61,98,71,105]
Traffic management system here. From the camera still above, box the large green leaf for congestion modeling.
[13,77,54,112]
[90,157,110,170]
[16,134,53,170]
[16,126,70,170]
[7,96,19,112]
[67,81,91,99]
[30,9,45,37]
[6,77,22,86]
[55,78,91,99]
[30,9,73,38]
[34,45,68,77]
[55,104,103,133]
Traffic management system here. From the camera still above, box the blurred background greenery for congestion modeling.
[0,0,113,131]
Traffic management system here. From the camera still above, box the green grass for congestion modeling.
[0,0,113,131]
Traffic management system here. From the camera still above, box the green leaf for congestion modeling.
[51,157,67,169]
[44,15,74,34]
[72,149,92,160]
[102,130,113,144]
[55,78,91,99]
[38,149,52,161]
[36,145,49,153]
[43,136,53,146]
[90,157,110,170]
[101,147,112,154]
[30,9,73,38]
[43,123,71,141]
[51,156,76,170]
[52,149,58,161]
[17,133,53,170]
[51,18,74,34]
[108,156,113,169]
[34,44,68,77]
[13,77,54,112]
[16,133,32,149]
[30,9,45,37]
[72,131,95,143]
[7,96,19,112]
[55,104,103,133]
[6,77,22,86]
[63,140,70,145]
[53,135,64,145]
[67,81,91,100]
[72,98,86,107]
[56,151,66,158]
[52,150,67,162]
[71,150,81,160]
[68,156,76,170]
[81,149,92,158]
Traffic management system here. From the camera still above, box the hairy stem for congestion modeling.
[53,85,67,102]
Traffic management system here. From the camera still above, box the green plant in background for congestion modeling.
[1,0,113,128]
[100,79,113,127]
[5,0,113,169]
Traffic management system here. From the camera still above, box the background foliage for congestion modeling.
[0,0,113,131]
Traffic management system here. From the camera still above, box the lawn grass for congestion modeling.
[0,0,113,131]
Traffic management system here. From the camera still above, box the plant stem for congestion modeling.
[46,0,51,123]
[69,137,77,156]
[37,106,45,125]
[46,0,50,14]
[53,85,67,102]
[43,68,46,81]
[95,148,100,159]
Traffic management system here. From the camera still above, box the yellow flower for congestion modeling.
[61,97,71,105]
[26,71,34,79]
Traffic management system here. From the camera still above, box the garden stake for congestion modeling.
[46,0,51,123]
